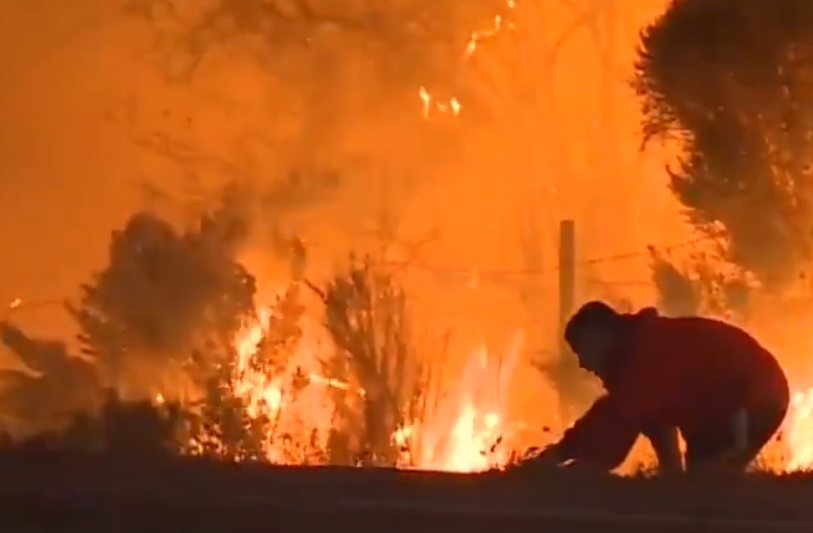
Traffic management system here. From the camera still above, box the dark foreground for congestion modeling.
[0,453,811,532]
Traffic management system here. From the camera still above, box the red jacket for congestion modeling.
[556,310,789,470]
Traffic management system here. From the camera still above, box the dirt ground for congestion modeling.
[0,454,810,532]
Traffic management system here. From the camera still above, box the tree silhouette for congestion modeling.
[633,0,813,287]
[0,391,185,456]
[0,182,325,459]
[66,183,257,399]
[307,256,425,466]
[648,245,752,320]
[0,323,101,434]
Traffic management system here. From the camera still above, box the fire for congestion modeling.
[419,87,461,119]
[232,307,283,417]
[227,300,338,462]
[783,388,813,471]
[168,275,523,471]
[418,0,515,119]
[395,334,524,472]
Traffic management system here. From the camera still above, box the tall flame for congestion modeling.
[783,388,813,471]
[228,303,337,462]
[395,332,524,472]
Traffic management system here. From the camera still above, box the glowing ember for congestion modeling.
[419,86,461,119]
[418,0,515,119]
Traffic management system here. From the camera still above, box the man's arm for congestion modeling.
[556,352,668,471]
[553,395,642,471]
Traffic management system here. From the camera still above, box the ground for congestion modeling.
[0,454,810,532]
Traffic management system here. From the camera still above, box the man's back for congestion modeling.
[606,313,787,433]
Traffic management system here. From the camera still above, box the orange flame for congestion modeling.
[187,286,525,471]
[418,0,515,119]
[395,333,524,472]
[228,303,337,462]
[783,388,813,471]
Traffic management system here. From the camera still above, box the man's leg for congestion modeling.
[729,393,789,469]
[685,398,788,472]
[683,427,734,472]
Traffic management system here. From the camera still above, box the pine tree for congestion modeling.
[633,0,813,287]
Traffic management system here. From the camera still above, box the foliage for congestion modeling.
[186,366,271,461]
[648,245,751,320]
[65,182,257,398]
[0,323,101,434]
[0,179,328,462]
[308,255,425,466]
[0,391,184,456]
[186,284,309,462]
[633,0,813,286]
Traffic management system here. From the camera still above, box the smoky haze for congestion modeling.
[0,0,688,437]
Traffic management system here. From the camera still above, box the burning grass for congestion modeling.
[2,194,813,476]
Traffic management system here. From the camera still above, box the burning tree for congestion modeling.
[633,0,813,288]
[3,182,271,457]
[0,181,324,459]
[307,255,426,466]
[66,182,256,400]
[188,283,314,462]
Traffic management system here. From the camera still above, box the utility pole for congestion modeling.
[558,220,576,350]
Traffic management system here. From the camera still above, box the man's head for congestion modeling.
[564,301,623,375]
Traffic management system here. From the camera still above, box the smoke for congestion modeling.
[0,0,691,444]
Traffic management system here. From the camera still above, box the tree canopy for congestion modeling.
[66,183,256,397]
[0,323,100,432]
[633,0,813,286]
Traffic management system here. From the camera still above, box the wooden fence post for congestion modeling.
[558,220,576,347]
[556,220,581,426]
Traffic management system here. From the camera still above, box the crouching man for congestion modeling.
[533,302,790,473]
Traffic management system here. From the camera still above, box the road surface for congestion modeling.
[0,456,809,532]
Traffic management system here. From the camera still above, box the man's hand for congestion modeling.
[522,443,565,468]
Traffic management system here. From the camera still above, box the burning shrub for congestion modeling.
[66,183,256,399]
[0,180,340,461]
[187,366,272,461]
[185,284,311,462]
[308,255,426,466]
